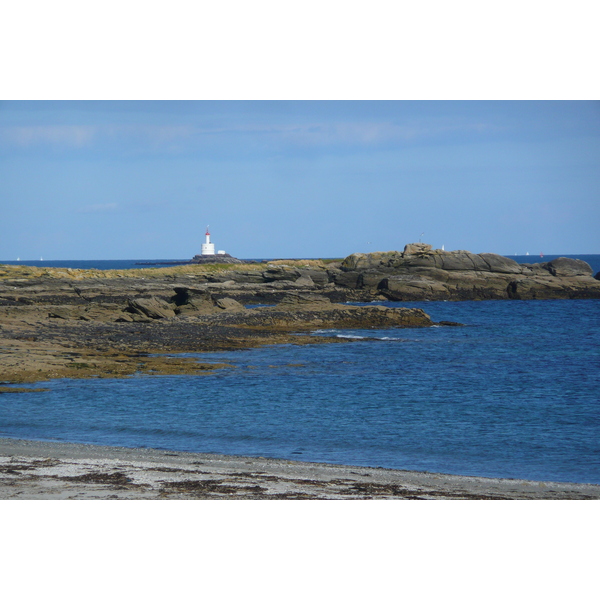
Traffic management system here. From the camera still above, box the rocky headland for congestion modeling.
[337,243,600,301]
[1,244,598,385]
[0,259,432,385]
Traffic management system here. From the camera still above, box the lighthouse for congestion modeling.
[191,226,238,263]
[201,226,215,256]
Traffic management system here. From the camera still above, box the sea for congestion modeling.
[1,254,599,484]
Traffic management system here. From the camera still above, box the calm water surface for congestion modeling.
[2,299,599,484]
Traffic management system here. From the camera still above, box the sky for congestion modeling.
[1,100,599,260]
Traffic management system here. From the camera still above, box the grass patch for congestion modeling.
[266,259,338,268]
[0,262,266,280]
[0,258,343,281]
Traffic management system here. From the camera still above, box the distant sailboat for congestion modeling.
[526,252,529,256]
[16,257,20,261]
[40,257,43,261]
[540,252,544,258]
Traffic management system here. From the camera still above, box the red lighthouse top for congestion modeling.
[205,227,210,236]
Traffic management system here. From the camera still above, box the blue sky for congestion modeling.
[1,100,599,260]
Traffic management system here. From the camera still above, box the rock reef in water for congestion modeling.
[0,261,434,384]
[190,253,244,265]
[335,244,600,301]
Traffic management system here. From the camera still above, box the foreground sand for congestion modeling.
[1,437,598,500]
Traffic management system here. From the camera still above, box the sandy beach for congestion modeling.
[1,437,599,499]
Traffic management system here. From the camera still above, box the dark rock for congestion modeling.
[403,243,432,255]
[300,269,330,285]
[544,257,593,277]
[341,251,403,271]
[129,314,154,323]
[277,292,331,306]
[439,251,488,271]
[228,272,266,284]
[79,306,121,322]
[380,275,449,300]
[172,287,213,308]
[262,266,301,282]
[478,253,522,274]
[205,274,235,283]
[400,253,441,269]
[507,275,600,300]
[520,262,548,275]
[115,313,134,322]
[333,271,362,289]
[190,254,244,264]
[332,246,600,300]
[127,297,176,319]
[206,272,265,284]
[294,275,315,287]
[215,298,245,311]
[325,267,343,282]
[407,267,450,282]
[507,277,567,300]
[358,270,387,289]
[48,306,85,319]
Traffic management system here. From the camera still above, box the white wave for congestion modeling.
[336,334,366,339]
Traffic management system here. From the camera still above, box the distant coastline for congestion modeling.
[1,254,599,273]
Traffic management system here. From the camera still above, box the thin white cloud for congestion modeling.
[276,119,499,147]
[0,117,498,153]
[77,202,118,213]
[3,125,96,147]
[106,124,195,143]
[99,119,496,148]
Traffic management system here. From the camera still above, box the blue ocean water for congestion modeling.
[1,299,599,484]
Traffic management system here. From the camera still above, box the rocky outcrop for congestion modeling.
[126,297,176,320]
[171,287,247,315]
[543,257,593,277]
[214,298,245,312]
[2,248,599,311]
[229,303,433,331]
[277,292,331,308]
[172,287,215,311]
[335,245,600,301]
[49,305,123,322]
[190,253,244,264]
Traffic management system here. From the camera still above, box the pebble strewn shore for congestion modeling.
[1,438,599,500]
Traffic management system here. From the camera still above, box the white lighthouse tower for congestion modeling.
[201,226,215,255]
